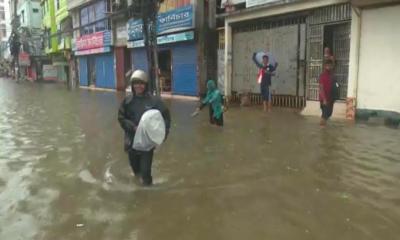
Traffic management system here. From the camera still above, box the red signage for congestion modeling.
[19,52,31,66]
[75,31,112,51]
[76,32,104,50]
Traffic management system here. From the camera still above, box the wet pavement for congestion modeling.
[0,77,400,240]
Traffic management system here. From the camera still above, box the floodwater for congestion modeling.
[0,78,400,240]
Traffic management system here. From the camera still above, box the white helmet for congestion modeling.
[130,70,148,84]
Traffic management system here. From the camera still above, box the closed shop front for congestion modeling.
[131,37,197,96]
[127,2,197,96]
[232,16,306,97]
[75,30,115,89]
[78,52,115,88]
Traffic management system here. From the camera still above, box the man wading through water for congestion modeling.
[118,70,171,186]
[319,59,337,126]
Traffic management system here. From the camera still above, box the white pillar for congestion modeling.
[348,6,361,99]
[346,6,362,120]
[224,22,232,97]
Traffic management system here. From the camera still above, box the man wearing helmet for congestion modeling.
[118,70,171,186]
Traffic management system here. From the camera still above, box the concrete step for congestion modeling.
[301,100,346,119]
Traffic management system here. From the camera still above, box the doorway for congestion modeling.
[158,50,172,93]
[323,22,351,100]
[87,57,96,86]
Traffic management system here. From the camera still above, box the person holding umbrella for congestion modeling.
[253,52,278,112]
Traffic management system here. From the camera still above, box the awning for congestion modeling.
[351,0,400,7]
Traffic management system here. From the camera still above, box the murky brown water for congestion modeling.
[1,78,400,240]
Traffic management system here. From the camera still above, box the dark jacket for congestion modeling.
[252,53,278,87]
[118,93,171,152]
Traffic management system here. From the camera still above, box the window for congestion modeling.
[79,0,109,36]
[1,24,6,39]
[80,7,90,35]
[33,8,39,13]
[95,1,106,32]
[56,0,60,10]
[21,10,25,23]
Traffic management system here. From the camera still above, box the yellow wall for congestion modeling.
[159,0,192,13]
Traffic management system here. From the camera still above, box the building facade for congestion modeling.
[12,0,46,80]
[42,0,72,83]
[349,0,400,121]
[69,0,115,89]
[70,0,215,95]
[219,0,400,122]
[0,0,11,59]
[127,0,216,96]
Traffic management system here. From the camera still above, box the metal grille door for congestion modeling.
[306,3,351,100]
[332,23,351,100]
[306,25,323,100]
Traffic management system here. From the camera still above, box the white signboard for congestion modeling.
[117,25,127,40]
[43,65,58,81]
[246,0,279,8]
[127,31,194,48]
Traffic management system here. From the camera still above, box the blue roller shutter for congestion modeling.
[172,42,197,96]
[79,57,88,86]
[95,53,115,89]
[132,48,148,73]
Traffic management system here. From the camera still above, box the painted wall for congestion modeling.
[159,0,193,13]
[54,0,70,50]
[42,0,58,53]
[55,0,68,23]
[357,5,400,113]
[67,0,87,11]
[17,1,42,29]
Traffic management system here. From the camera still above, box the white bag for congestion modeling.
[133,109,166,151]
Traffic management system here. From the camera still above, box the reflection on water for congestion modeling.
[0,78,399,240]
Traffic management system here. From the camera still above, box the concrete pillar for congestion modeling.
[206,0,218,82]
[224,22,232,98]
[346,6,362,120]
[195,0,206,95]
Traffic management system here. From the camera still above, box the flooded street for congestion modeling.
[1,78,400,240]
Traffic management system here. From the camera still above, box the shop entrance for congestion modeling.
[158,50,172,93]
[87,57,96,86]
